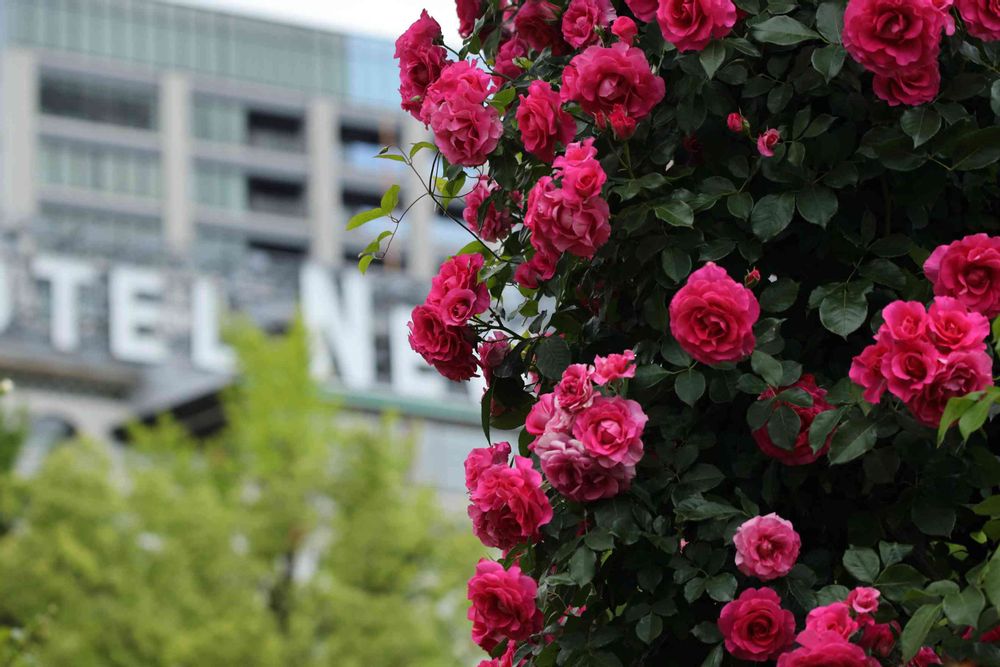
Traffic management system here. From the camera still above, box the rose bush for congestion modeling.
[355,0,1000,663]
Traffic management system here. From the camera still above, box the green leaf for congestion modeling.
[636,614,663,644]
[959,393,993,441]
[938,394,978,443]
[796,186,838,227]
[535,337,572,379]
[869,234,912,257]
[843,547,880,583]
[700,41,726,79]
[912,501,955,537]
[878,542,914,568]
[815,2,845,43]
[992,80,1000,116]
[803,114,837,139]
[584,528,614,551]
[409,141,437,158]
[380,184,400,212]
[828,415,878,464]
[684,577,706,602]
[751,193,796,241]
[634,365,671,388]
[727,192,753,220]
[875,563,926,601]
[944,586,985,628]
[760,279,800,313]
[700,645,723,667]
[811,44,846,82]
[569,546,596,586]
[767,405,802,451]
[809,407,844,452]
[346,207,386,230]
[489,86,516,111]
[984,550,1000,610]
[752,16,821,45]
[373,152,406,163]
[357,254,374,274]
[900,604,942,662]
[859,258,907,290]
[661,247,693,282]
[676,369,706,406]
[706,573,738,602]
[751,350,784,386]
[947,126,1000,171]
[819,282,871,337]
[654,201,695,227]
[675,496,743,521]
[901,107,942,148]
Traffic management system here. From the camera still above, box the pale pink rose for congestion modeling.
[956,0,1000,40]
[669,262,760,365]
[456,0,484,38]
[656,0,738,52]
[534,431,634,501]
[847,587,881,614]
[733,513,801,581]
[625,0,659,21]
[881,338,941,401]
[395,11,448,120]
[408,305,478,381]
[797,603,860,646]
[881,300,928,341]
[429,97,503,166]
[727,112,746,132]
[850,339,891,404]
[927,296,989,352]
[468,455,554,550]
[611,16,639,45]
[842,0,948,75]
[592,350,636,384]
[572,396,647,468]
[463,177,515,242]
[924,233,1000,317]
[718,588,796,662]
[757,128,781,157]
[465,441,512,493]
[467,559,544,651]
[554,363,596,412]
[561,43,665,121]
[516,80,577,164]
[514,0,568,54]
[906,348,993,426]
[752,375,835,466]
[872,61,941,107]
[561,0,616,48]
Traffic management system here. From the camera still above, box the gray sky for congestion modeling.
[171,0,462,42]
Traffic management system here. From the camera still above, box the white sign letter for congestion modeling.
[0,262,13,334]
[32,255,97,352]
[192,277,236,374]
[109,266,168,363]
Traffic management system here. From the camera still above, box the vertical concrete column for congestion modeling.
[401,118,435,280]
[1,49,38,228]
[307,98,340,266]
[160,73,192,254]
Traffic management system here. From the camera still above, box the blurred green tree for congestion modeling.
[0,320,482,666]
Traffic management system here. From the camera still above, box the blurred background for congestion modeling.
[0,0,490,664]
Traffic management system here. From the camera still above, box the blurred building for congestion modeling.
[0,0,481,497]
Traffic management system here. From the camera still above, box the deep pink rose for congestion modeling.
[440,288,479,326]
[906,348,993,426]
[465,441,512,493]
[421,60,494,123]
[592,350,636,384]
[752,375,835,466]
[428,253,490,315]
[881,338,941,401]
[514,0,567,54]
[395,11,448,120]
[561,43,665,121]
[872,61,941,106]
[927,296,989,352]
[656,0,738,52]
[612,16,639,44]
[525,176,611,259]
[858,620,898,657]
[846,587,881,614]
[907,647,943,666]
[561,0,616,48]
[479,332,512,386]
[956,0,1000,40]
[777,641,877,667]
[881,300,928,342]
[408,305,478,381]
[430,97,503,166]
[477,641,518,667]
[757,128,781,157]
[464,177,514,242]
[924,233,1000,317]
[625,0,659,21]
[517,80,577,164]
[850,339,891,404]
[494,38,528,86]
[457,0,484,38]
[842,0,947,75]
[554,363,596,412]
[718,588,796,662]
[467,559,544,651]
[605,105,637,140]
[468,456,554,550]
[669,262,760,365]
[733,513,801,581]
[553,138,607,202]
[728,112,746,132]
[534,431,634,501]
[572,396,647,468]
[799,603,860,646]
[515,250,559,288]
[526,393,560,435]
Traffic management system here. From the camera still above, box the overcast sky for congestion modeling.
[171,0,463,42]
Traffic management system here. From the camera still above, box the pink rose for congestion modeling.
[468,456,554,550]
[881,300,928,342]
[872,61,941,106]
[611,16,639,45]
[718,588,796,662]
[464,177,515,242]
[525,176,611,259]
[465,441,512,493]
[561,43,665,122]
[757,128,781,157]
[467,559,544,651]
[625,0,659,21]
[514,0,568,54]
[605,105,637,140]
[798,603,860,646]
[777,641,877,667]
[881,338,941,401]
[477,641,518,667]
[421,60,494,123]
[858,620,898,657]
[526,393,564,435]
[478,332,512,386]
[752,375,836,466]
[956,0,1000,40]
[927,296,989,353]
[494,38,527,85]
[727,112,746,132]
[906,348,993,426]
[669,262,760,365]
[908,647,943,666]
[427,253,490,315]
[429,97,503,166]
[846,587,881,614]
[456,0,484,38]
[850,339,891,404]
[440,288,479,326]
[516,80,577,164]
[572,396,647,468]
[514,250,559,288]
[842,0,947,75]
[592,350,636,384]
[553,138,607,202]
[408,305,479,381]
[656,0,738,52]
[924,233,1000,317]
[534,431,634,501]
[733,513,801,581]
[554,363,596,412]
[561,0,616,48]
[395,11,448,120]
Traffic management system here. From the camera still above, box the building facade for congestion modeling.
[0,0,481,496]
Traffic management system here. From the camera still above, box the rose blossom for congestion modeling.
[881,338,941,401]
[847,587,881,614]
[842,0,948,75]
[927,297,989,352]
[924,233,1000,317]
[464,177,515,242]
[717,588,796,662]
[430,97,503,166]
[872,62,941,107]
[554,363,596,412]
[525,176,611,259]
[733,514,801,581]
[562,0,616,49]
[561,43,665,122]
[477,641,518,667]
[850,339,891,404]
[421,60,494,123]
[908,647,943,666]
[493,38,527,85]
[625,0,659,21]
[465,441,512,493]
[956,0,1000,40]
[553,138,607,201]
[669,262,760,365]
[534,431,634,501]
[906,348,993,426]
[882,300,928,341]
[408,305,478,381]
[440,288,479,326]
[752,375,836,466]
[757,128,781,157]
[395,11,448,120]
[516,80,577,164]
[612,16,639,45]
[572,396,648,468]
[468,456,554,550]
[478,332,511,386]
[515,250,559,289]
[467,559,544,651]
[727,112,746,133]
[456,0,484,38]
[427,253,490,315]
[798,603,860,646]
[777,640,877,667]
[656,0,738,52]
[592,350,637,384]
[858,620,898,657]
[525,393,572,436]
[515,0,567,54]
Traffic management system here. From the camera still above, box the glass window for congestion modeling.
[38,139,161,199]
[40,72,158,130]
